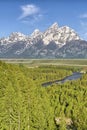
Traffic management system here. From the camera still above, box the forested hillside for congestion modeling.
[0,61,87,130]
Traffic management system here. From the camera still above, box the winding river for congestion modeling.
[42,72,83,87]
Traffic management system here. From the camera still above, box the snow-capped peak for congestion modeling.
[44,22,59,35]
[42,22,59,45]
[59,26,76,33]
[31,29,42,38]
[43,23,80,45]
[31,29,40,35]
[58,26,80,41]
[10,32,25,37]
[30,29,43,43]
[0,22,80,48]
[9,32,26,41]
[0,22,85,59]
[49,22,59,30]
[0,32,27,45]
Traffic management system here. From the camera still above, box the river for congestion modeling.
[42,72,83,87]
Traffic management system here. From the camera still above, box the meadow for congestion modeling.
[1,59,87,67]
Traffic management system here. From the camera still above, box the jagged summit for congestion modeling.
[59,26,76,33]
[10,32,25,36]
[43,23,80,45]
[9,32,26,41]
[49,22,59,29]
[0,22,80,45]
[9,32,26,39]
[31,29,42,38]
[31,29,40,35]
[43,22,59,35]
[0,22,85,58]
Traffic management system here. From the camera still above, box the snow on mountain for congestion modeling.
[30,29,43,44]
[43,23,80,46]
[31,29,42,38]
[0,32,27,45]
[0,22,85,58]
[0,37,10,45]
[9,32,26,42]
[44,22,59,35]
[43,23,58,45]
[0,22,80,46]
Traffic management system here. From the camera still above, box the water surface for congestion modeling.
[42,72,83,87]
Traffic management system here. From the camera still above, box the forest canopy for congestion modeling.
[0,61,87,130]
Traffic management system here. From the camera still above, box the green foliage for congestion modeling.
[0,61,87,129]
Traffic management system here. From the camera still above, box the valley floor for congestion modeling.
[1,59,87,67]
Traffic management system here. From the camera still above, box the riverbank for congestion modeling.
[42,72,83,87]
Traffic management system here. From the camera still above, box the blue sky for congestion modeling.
[0,0,87,40]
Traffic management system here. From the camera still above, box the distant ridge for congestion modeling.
[0,22,87,58]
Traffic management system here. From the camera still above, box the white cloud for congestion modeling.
[19,4,40,20]
[80,13,87,18]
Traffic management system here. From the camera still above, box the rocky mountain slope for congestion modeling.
[0,22,87,58]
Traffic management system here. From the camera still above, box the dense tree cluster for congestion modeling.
[0,61,87,130]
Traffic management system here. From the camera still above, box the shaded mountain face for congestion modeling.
[0,22,87,58]
[55,40,87,58]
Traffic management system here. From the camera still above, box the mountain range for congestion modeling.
[0,22,87,58]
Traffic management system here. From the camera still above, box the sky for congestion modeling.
[0,0,87,40]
